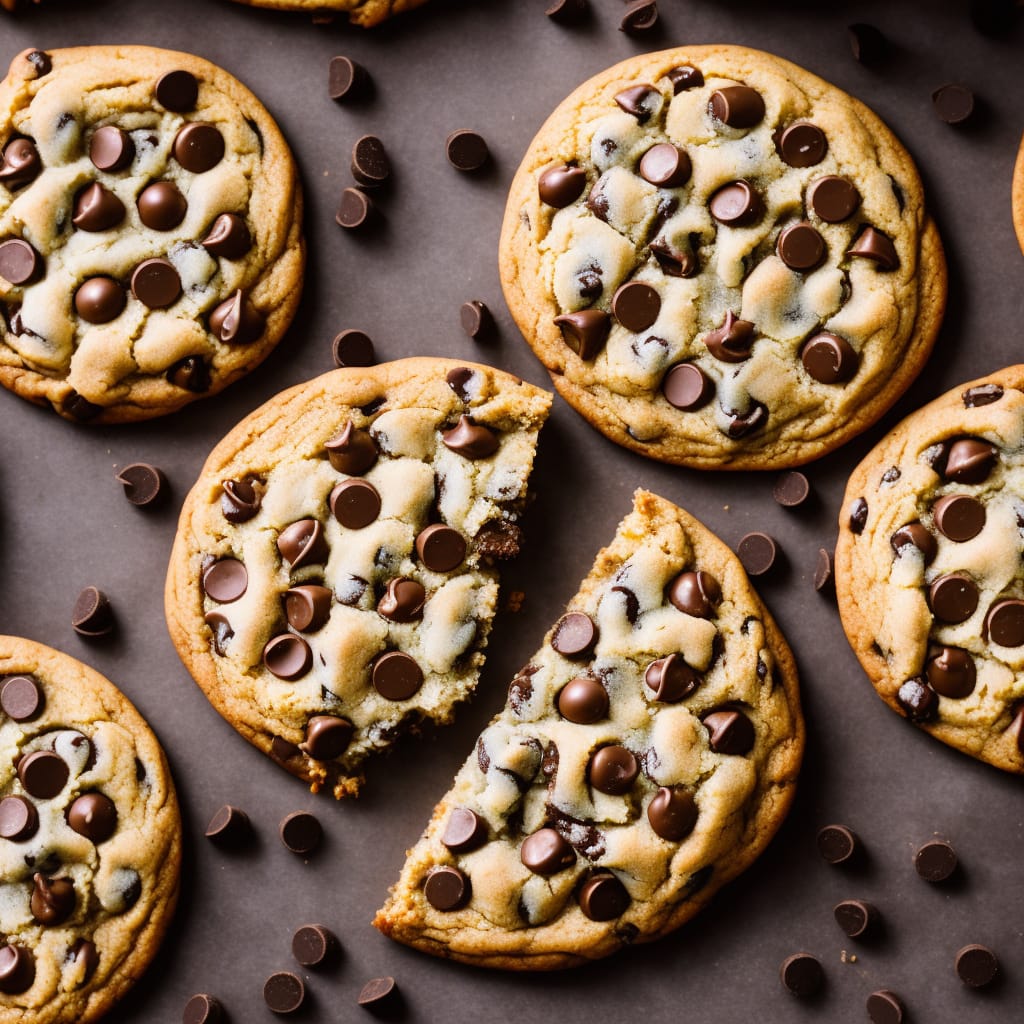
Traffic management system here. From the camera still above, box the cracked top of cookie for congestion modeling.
[165,358,552,799]
[0,637,180,1024]
[500,45,946,469]
[0,45,303,423]
[374,490,804,968]
[837,367,1024,774]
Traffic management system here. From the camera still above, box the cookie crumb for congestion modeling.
[506,590,526,613]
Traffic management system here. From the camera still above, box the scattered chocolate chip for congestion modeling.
[545,0,587,23]
[521,827,576,874]
[264,971,305,1014]
[710,86,765,129]
[780,952,823,997]
[703,709,755,754]
[538,163,587,207]
[985,599,1024,647]
[221,478,260,522]
[0,137,42,190]
[30,873,75,925]
[372,651,423,701]
[202,213,251,259]
[867,991,905,1024]
[554,309,611,359]
[263,635,313,681]
[326,422,379,475]
[849,497,869,533]
[327,327,376,368]
[834,898,876,938]
[777,122,827,167]
[928,573,979,624]
[115,462,167,507]
[358,976,398,1008]
[662,362,714,410]
[962,383,1003,407]
[292,924,337,968]
[0,944,35,995]
[709,179,764,226]
[131,257,181,309]
[329,478,381,530]
[551,611,598,658]
[442,414,499,459]
[329,56,369,101]
[173,122,224,173]
[441,808,488,853]
[446,129,489,172]
[588,745,639,795]
[18,750,68,799]
[378,577,426,622]
[638,142,691,188]
[944,438,997,483]
[284,585,333,633]
[301,715,353,761]
[890,522,938,564]
[612,281,661,331]
[808,175,861,223]
[89,125,135,173]
[955,944,999,988]
[209,289,264,345]
[647,786,698,841]
[817,823,859,864]
[932,84,976,125]
[137,180,187,231]
[415,524,466,572]
[777,221,826,271]
[277,519,328,569]
[352,135,390,188]
[773,471,810,508]
[0,675,43,721]
[619,0,658,34]
[932,494,985,542]
[0,238,43,286]
[704,310,755,363]
[460,300,494,342]
[156,69,199,112]
[897,677,938,721]
[204,804,250,844]
[737,533,777,576]
[74,277,125,324]
[168,356,210,392]
[848,23,889,65]
[0,795,38,841]
[578,871,629,920]
[644,654,700,703]
[557,676,609,724]
[202,558,248,603]
[915,839,957,881]
[474,519,523,560]
[72,182,125,233]
[279,811,322,856]
[336,187,375,229]
[813,548,834,592]
[183,994,223,1024]
[72,586,114,637]
[847,226,899,270]
[67,791,117,842]
[424,865,470,911]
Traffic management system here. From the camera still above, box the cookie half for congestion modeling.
[166,358,552,798]
[0,637,181,1024]
[837,367,1024,773]
[1013,133,1024,258]
[0,46,303,422]
[500,45,946,469]
[228,0,426,27]
[374,490,804,968]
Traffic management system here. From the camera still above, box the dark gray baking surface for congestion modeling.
[2,1,1022,1021]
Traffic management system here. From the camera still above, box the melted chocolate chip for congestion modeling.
[553,310,611,359]
[704,310,755,362]
[208,290,264,344]
[277,519,328,569]
[588,745,638,794]
[667,65,703,92]
[442,415,499,459]
[67,792,117,842]
[926,646,976,698]
[703,709,755,754]
[890,523,937,564]
[263,634,313,681]
[645,654,700,702]
[521,828,576,874]
[301,715,353,760]
[285,585,333,632]
[221,478,261,522]
[578,871,630,921]
[538,164,587,207]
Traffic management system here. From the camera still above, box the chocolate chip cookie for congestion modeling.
[836,366,1024,773]
[0,636,181,1023]
[1013,134,1024,258]
[374,490,804,968]
[500,45,946,469]
[0,46,303,423]
[165,358,552,798]
[228,0,426,28]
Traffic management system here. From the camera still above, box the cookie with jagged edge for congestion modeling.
[0,45,303,423]
[837,366,1024,773]
[500,45,946,469]
[166,358,551,798]
[1013,135,1024,258]
[228,0,427,27]
[0,636,181,1024]
[374,490,803,968]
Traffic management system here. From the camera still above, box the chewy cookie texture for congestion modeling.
[501,45,946,469]
[837,366,1024,773]
[375,491,804,969]
[0,46,303,423]
[166,358,551,799]
[0,637,181,1024]
[228,0,427,28]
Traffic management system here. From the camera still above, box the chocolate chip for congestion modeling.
[326,422,379,475]
[425,865,470,910]
[737,533,776,576]
[650,236,698,277]
[378,577,426,622]
[551,612,597,658]
[221,478,261,522]
[521,828,576,875]
[809,175,860,222]
[667,570,720,618]
[358,976,399,1008]
[285,585,333,632]
[460,299,494,341]
[619,0,658,34]
[926,647,976,699]
[18,750,68,799]
[446,129,489,172]
[777,221,826,271]
[336,187,374,229]
[326,328,375,369]
[415,524,467,572]
[24,50,51,77]
[709,86,765,129]
[0,238,43,286]
[279,811,322,856]
[538,164,587,208]
[372,651,423,701]
[137,180,187,231]
[0,675,43,721]
[0,944,35,995]
[588,745,638,795]
[0,795,38,841]
[667,64,704,93]
[204,804,250,844]
[278,519,328,569]
[928,573,979,624]
[72,586,114,637]
[704,310,755,363]
[849,497,869,533]
[644,654,700,703]
[329,56,370,101]
[71,182,125,233]
[780,953,823,997]
[557,677,609,723]
[202,213,252,259]
[130,258,181,310]
[817,823,859,864]
[202,558,248,603]
[931,83,976,126]
[578,871,629,920]
[890,522,937,564]
[67,791,117,842]
[637,142,691,188]
[156,69,199,111]
[553,309,611,359]
[867,991,905,1024]
[168,356,210,392]
[442,414,499,458]
[847,226,899,270]
[647,786,698,841]
[915,839,957,881]
[932,494,985,542]
[115,462,167,507]
[74,277,125,324]
[800,331,859,384]
[660,361,713,410]
[833,898,876,939]
[545,0,588,23]
[773,471,810,508]
[183,994,223,1024]
[352,135,390,188]
[328,478,381,530]
[173,122,224,173]
[263,635,312,681]
[709,180,764,226]
[703,709,755,754]
[301,716,353,761]
[30,873,75,925]
[814,548,834,593]
[777,122,827,167]
[613,84,660,125]
[209,289,265,345]
[944,438,997,483]
[962,383,1003,407]
[264,971,305,1014]
[612,281,660,332]
[724,402,768,438]
[475,519,524,560]
[955,944,999,988]
[985,599,1024,647]
[292,924,337,968]
[442,808,488,853]
[446,366,476,402]
[89,125,135,173]
[848,23,889,65]
[0,137,42,189]
[897,677,938,721]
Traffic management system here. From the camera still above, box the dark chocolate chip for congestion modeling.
[279,811,322,856]
[915,839,957,881]
[557,676,608,723]
[442,414,499,458]
[578,871,629,920]
[704,310,755,362]
[131,258,181,309]
[928,573,979,624]
[588,745,638,795]
[662,362,714,410]
[202,558,248,603]
[18,750,68,799]
[446,130,489,172]
[933,494,985,542]
[545,0,587,24]
[1,675,43,721]
[817,823,859,864]
[644,654,700,703]
[115,463,167,507]
[474,519,523,560]
[372,651,423,701]
[336,187,374,229]
[271,736,300,763]
[204,804,250,844]
[137,181,187,231]
[183,994,223,1024]
[667,65,704,93]
[301,716,353,760]
[849,497,869,533]
[25,50,51,77]
[890,522,937,564]
[847,226,899,270]
[72,182,125,232]
[202,213,252,259]
[285,585,333,632]
[352,135,390,188]
[814,548,834,592]
[614,84,661,124]
[538,164,586,207]
[71,939,99,982]
[326,422,378,475]
[221,478,260,522]
[292,924,337,968]
[460,300,494,340]
[0,795,38,841]
[955,944,999,988]
[962,383,1003,408]
[866,992,905,1024]
[703,709,755,754]
[74,277,125,324]
[724,401,768,438]
[647,786,698,841]
[72,586,114,637]
[554,309,611,360]
[551,612,598,658]
[277,519,328,569]
[619,0,658,34]
[416,524,467,572]
[329,478,381,530]
[168,356,210,392]
[985,599,1024,647]
[668,570,720,618]
[173,123,224,174]
[330,328,375,368]
[926,647,976,699]
[521,828,576,875]
[834,898,876,938]
[441,808,488,853]
[777,221,826,271]
[773,471,810,508]
[30,873,75,925]
[639,143,691,188]
[709,86,765,128]
[709,179,764,226]
[209,289,264,344]
[89,125,134,173]
[801,331,859,384]
[944,438,997,483]
[424,866,470,911]
[612,281,660,332]
[737,533,777,576]
[780,952,823,997]
[378,577,426,622]
[264,971,305,1013]
[263,635,312,681]
[0,238,43,286]
[809,175,860,222]
[0,944,35,995]
[0,137,42,190]
[848,23,889,65]
[67,792,117,842]
[933,84,975,126]
[897,677,938,721]
[358,976,398,1008]
[650,236,698,277]
[328,56,369,101]
[777,122,827,167]
[156,69,199,112]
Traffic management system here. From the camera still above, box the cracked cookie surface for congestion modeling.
[0,45,303,423]
[500,45,946,469]
[837,366,1024,773]
[165,357,551,798]
[374,490,803,968]
[228,0,427,28]
[0,636,181,1024]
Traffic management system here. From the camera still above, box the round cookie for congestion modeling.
[228,0,427,28]
[0,46,304,423]
[1013,133,1024,258]
[374,490,804,968]
[500,45,946,469]
[836,366,1024,773]
[165,358,552,799]
[0,636,181,1023]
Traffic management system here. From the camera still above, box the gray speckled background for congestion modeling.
[2,1,1023,1021]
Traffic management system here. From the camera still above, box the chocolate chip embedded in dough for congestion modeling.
[779,952,824,997]
[612,281,660,332]
[115,462,167,507]
[662,362,714,410]
[724,401,768,438]
[849,497,869,534]
[329,478,381,530]
[0,795,38,841]
[647,786,698,841]
[442,414,499,459]
[173,122,225,173]
[962,383,1003,407]
[704,310,754,363]
[277,519,328,569]
[168,356,210,392]
[928,573,979,624]
[202,558,248,603]
[285,585,333,632]
[328,56,370,101]
[89,125,135,172]
[67,791,118,842]
[72,182,125,232]
[943,438,997,483]
[619,0,659,34]
[926,646,976,699]
[183,994,223,1024]
[896,677,938,721]
[773,471,810,508]
[201,213,252,259]
[914,839,957,881]
[521,828,576,875]
[737,533,777,576]
[801,331,858,385]
[326,422,379,475]
[441,808,488,853]
[72,585,115,636]
[279,811,322,856]
[446,130,490,172]
[0,137,42,189]
[614,84,661,124]
[207,608,236,653]
[0,944,35,995]
[551,611,598,658]
[0,674,43,721]
[577,871,630,921]
[204,805,250,844]
[709,179,764,226]
[890,522,937,564]
[777,222,826,271]
[553,309,611,360]
[702,709,755,754]
[372,651,424,701]
[668,570,721,618]
[650,237,698,277]
[0,238,43,286]
[137,181,187,230]
[557,676,609,724]
[848,23,889,65]
[74,277,125,324]
[301,715,354,760]
[336,187,374,229]
[847,226,899,270]
[588,745,639,795]
[985,599,1024,647]
[932,84,975,126]
[932,494,985,542]
[808,175,860,222]
[155,69,199,111]
[639,142,691,188]
[415,524,467,572]
[667,64,703,92]
[776,122,827,167]
[18,750,68,799]
[30,873,75,925]
[424,866,470,911]
[131,258,182,309]
[208,289,265,345]
[263,971,305,1013]
[709,86,765,128]
[378,577,426,622]
[955,944,999,988]
[538,163,587,207]
[351,135,391,188]
[817,823,859,865]
[221,478,260,522]
[645,654,700,703]
[263,634,313,681]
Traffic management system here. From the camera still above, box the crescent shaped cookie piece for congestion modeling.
[500,45,946,469]
[836,366,1024,773]
[374,490,803,968]
[166,357,552,799]
[0,636,181,1024]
